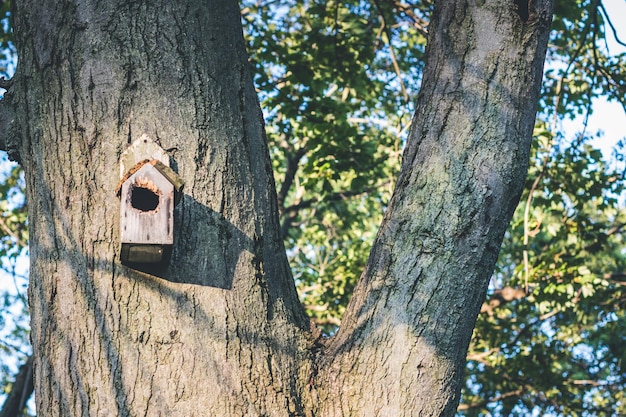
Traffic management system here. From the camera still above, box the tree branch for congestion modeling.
[0,355,34,417]
[599,2,626,48]
[479,286,527,316]
[372,0,409,102]
[0,77,12,90]
[523,136,554,293]
[0,214,28,248]
[277,146,307,215]
[382,0,430,35]
[457,387,525,412]
[280,180,391,238]
[283,181,392,215]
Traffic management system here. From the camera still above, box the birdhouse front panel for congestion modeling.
[120,164,174,253]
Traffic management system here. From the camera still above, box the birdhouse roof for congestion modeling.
[116,159,184,196]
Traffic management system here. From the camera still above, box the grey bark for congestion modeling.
[4,0,552,416]
[320,1,553,415]
[11,0,312,415]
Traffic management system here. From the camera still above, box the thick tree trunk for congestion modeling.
[0,0,552,416]
[9,0,312,415]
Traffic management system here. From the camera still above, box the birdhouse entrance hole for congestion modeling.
[131,185,160,212]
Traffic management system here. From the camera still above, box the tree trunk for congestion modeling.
[8,0,312,415]
[0,0,552,416]
[319,1,553,415]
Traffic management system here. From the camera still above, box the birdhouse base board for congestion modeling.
[121,243,172,265]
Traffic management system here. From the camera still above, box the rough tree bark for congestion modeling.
[0,0,552,416]
[320,1,553,415]
[7,1,311,415]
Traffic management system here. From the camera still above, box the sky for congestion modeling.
[564,0,626,157]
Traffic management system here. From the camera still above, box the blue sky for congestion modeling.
[564,0,626,157]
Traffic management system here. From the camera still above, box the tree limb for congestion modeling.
[457,388,524,412]
[277,146,307,215]
[371,0,409,102]
[382,0,430,35]
[598,2,626,48]
[280,180,392,238]
[283,181,392,215]
[480,286,527,316]
[0,214,28,248]
[0,77,12,90]
[0,355,34,417]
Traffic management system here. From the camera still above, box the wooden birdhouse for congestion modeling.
[117,136,184,265]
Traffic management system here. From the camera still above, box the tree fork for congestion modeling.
[7,0,553,415]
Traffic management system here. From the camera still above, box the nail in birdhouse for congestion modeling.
[117,135,184,265]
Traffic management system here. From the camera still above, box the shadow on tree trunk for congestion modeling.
[124,194,253,290]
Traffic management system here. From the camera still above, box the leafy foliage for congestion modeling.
[242,0,430,331]
[463,130,626,416]
[0,154,29,411]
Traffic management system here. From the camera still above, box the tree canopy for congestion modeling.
[0,0,625,415]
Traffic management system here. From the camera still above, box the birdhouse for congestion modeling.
[117,136,184,265]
